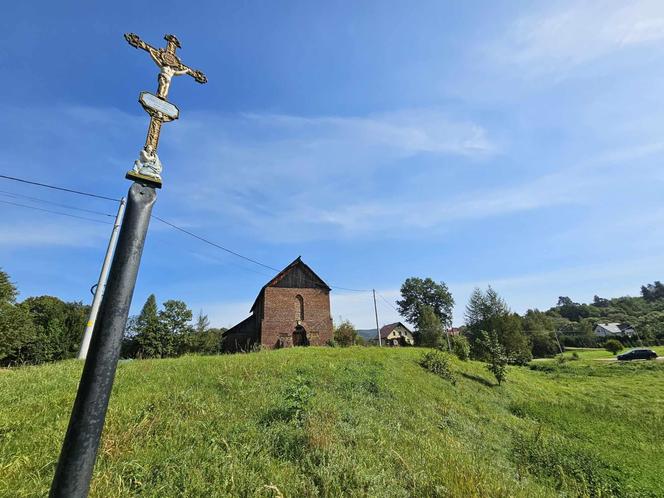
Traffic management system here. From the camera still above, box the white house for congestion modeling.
[377,322,415,346]
[594,323,636,337]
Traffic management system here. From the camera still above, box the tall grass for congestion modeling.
[0,347,662,497]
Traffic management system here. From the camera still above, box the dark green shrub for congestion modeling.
[419,350,456,384]
[604,339,623,355]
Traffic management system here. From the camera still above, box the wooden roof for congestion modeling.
[250,257,331,313]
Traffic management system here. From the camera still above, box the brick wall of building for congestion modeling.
[260,287,333,348]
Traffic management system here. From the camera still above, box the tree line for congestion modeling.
[122,294,226,359]
[0,269,225,366]
[395,277,664,364]
[3,266,663,367]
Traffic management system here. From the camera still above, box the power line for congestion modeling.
[0,190,115,218]
[0,174,120,202]
[0,173,380,291]
[0,199,113,225]
[329,285,371,293]
[378,292,400,313]
[151,215,281,273]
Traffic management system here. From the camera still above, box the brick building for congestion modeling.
[221,257,333,352]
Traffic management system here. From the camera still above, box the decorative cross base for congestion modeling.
[125,170,163,189]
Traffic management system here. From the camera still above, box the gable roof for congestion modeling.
[595,322,635,335]
[222,315,254,337]
[250,256,331,313]
[595,323,622,334]
[378,322,412,340]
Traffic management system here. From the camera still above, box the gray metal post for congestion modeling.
[373,289,382,347]
[78,197,127,360]
[554,328,564,354]
[50,183,156,498]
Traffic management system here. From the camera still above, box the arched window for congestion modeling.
[295,294,304,321]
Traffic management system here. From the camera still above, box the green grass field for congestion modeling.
[1,347,663,497]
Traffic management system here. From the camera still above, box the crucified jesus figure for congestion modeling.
[124,33,207,99]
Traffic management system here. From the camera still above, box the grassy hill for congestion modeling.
[1,347,663,497]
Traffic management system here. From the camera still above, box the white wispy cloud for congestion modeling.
[0,221,109,248]
[240,110,495,156]
[495,0,664,71]
[159,108,498,239]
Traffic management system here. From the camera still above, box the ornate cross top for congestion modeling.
[124,33,207,99]
[123,33,207,188]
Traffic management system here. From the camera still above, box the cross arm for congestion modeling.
[175,65,208,84]
[124,33,152,52]
[186,67,208,84]
[124,33,161,65]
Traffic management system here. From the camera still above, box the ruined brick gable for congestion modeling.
[223,257,333,351]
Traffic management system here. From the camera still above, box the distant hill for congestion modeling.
[3,347,663,496]
[356,328,377,341]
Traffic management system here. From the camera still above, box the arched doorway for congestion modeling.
[293,325,309,346]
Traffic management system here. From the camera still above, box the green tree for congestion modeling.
[194,311,210,334]
[0,270,37,366]
[555,296,590,322]
[641,281,664,302]
[188,312,227,355]
[633,311,664,342]
[494,313,532,365]
[397,277,454,328]
[21,296,88,363]
[133,294,162,358]
[159,300,194,356]
[465,288,531,363]
[0,268,18,304]
[465,286,509,325]
[522,309,560,358]
[481,331,508,386]
[334,320,358,346]
[417,305,443,348]
[0,302,37,365]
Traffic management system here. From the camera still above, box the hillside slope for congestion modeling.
[1,348,663,497]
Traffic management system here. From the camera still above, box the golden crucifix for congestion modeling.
[124,33,207,187]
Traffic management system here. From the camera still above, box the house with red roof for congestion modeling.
[375,322,415,347]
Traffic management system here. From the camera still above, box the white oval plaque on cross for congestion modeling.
[139,92,179,120]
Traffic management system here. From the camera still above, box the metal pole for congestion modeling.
[78,198,127,360]
[50,183,156,498]
[373,289,382,347]
[554,328,564,354]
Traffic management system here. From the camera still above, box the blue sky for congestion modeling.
[1,1,663,328]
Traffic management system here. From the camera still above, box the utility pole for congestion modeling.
[50,33,207,498]
[554,328,564,355]
[78,197,126,360]
[373,289,382,347]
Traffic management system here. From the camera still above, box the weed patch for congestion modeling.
[513,426,624,496]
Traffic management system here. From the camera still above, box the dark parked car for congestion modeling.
[617,349,658,361]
